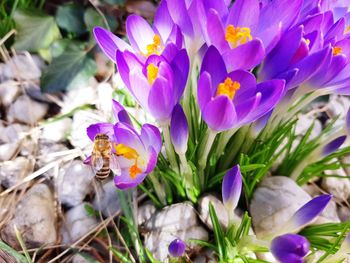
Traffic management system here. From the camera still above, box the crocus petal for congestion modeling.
[198,71,213,111]
[114,171,147,189]
[259,0,302,32]
[347,108,350,134]
[116,50,143,88]
[222,165,242,212]
[170,49,190,101]
[87,123,115,141]
[287,194,332,231]
[223,39,265,71]
[141,124,162,154]
[226,0,259,29]
[145,146,158,173]
[271,234,310,263]
[154,0,174,41]
[112,99,133,126]
[202,95,237,132]
[129,69,151,112]
[241,79,285,126]
[126,15,155,54]
[114,123,145,155]
[170,104,189,154]
[206,9,230,53]
[166,0,194,37]
[228,70,257,101]
[148,77,175,121]
[201,46,227,87]
[322,136,347,157]
[93,27,131,63]
[287,47,331,89]
[83,155,91,165]
[168,238,186,257]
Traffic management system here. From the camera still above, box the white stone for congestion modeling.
[0,123,29,143]
[0,142,20,161]
[41,118,72,142]
[338,206,350,222]
[61,202,98,244]
[57,160,95,207]
[137,201,157,226]
[7,95,48,125]
[72,254,90,263]
[144,202,198,232]
[0,157,35,188]
[322,167,350,201]
[0,80,20,107]
[96,83,113,116]
[1,184,56,249]
[92,179,120,217]
[315,200,340,224]
[295,114,322,139]
[3,54,43,80]
[250,176,311,238]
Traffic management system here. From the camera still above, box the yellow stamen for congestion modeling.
[145,34,163,56]
[147,63,159,85]
[333,46,342,56]
[225,24,252,48]
[129,163,142,179]
[114,143,139,160]
[345,25,350,33]
[305,39,310,46]
[216,77,241,100]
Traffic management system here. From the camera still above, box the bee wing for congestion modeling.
[110,153,121,176]
[91,152,104,172]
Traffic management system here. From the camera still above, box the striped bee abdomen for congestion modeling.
[95,157,110,180]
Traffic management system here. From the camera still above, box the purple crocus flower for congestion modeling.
[93,14,183,64]
[198,46,285,132]
[196,0,304,71]
[168,238,186,257]
[170,104,189,155]
[115,46,189,122]
[222,165,242,221]
[85,100,162,189]
[322,135,347,156]
[270,234,310,263]
[282,194,332,233]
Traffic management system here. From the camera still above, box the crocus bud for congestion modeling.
[283,195,332,233]
[222,165,242,217]
[322,136,346,156]
[112,99,133,126]
[271,234,310,263]
[168,238,186,257]
[170,104,189,155]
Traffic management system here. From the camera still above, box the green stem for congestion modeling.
[215,128,238,158]
[161,123,179,173]
[198,130,217,186]
[148,172,167,206]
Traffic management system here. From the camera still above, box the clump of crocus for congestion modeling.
[168,238,186,258]
[85,100,162,189]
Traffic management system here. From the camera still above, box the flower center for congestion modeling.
[225,25,252,48]
[216,77,241,100]
[333,46,342,56]
[305,38,310,46]
[147,63,159,85]
[114,143,139,160]
[345,25,350,33]
[146,34,163,56]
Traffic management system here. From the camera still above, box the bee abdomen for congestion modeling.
[95,159,110,180]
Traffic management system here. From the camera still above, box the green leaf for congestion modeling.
[0,240,28,263]
[209,202,226,260]
[55,3,86,35]
[41,45,97,93]
[13,9,61,52]
[110,247,132,263]
[84,8,104,31]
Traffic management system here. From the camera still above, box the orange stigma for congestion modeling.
[129,163,142,178]
[145,34,163,56]
[225,25,252,48]
[216,77,241,100]
[333,46,342,56]
[146,63,159,85]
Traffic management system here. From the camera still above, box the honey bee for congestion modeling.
[91,133,120,180]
